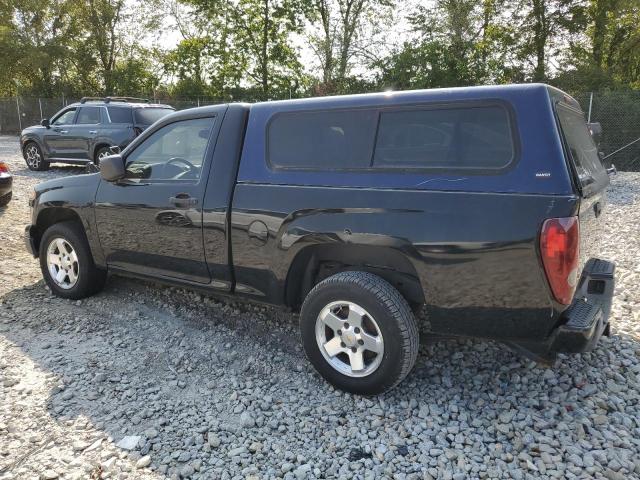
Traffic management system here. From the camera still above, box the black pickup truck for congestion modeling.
[26,84,615,394]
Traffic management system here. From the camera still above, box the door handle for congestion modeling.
[169,194,198,208]
[89,130,97,134]
[54,129,68,134]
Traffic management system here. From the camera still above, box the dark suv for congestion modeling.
[20,97,174,171]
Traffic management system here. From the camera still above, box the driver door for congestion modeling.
[94,114,219,283]
[44,107,78,158]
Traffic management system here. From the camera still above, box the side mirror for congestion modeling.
[40,118,50,128]
[587,122,602,136]
[99,155,125,182]
[109,145,121,154]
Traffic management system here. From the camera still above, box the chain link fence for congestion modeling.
[574,91,640,171]
[2,91,640,170]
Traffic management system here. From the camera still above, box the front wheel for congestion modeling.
[39,221,107,299]
[24,142,49,171]
[300,271,419,394]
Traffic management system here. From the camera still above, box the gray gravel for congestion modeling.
[1,134,639,480]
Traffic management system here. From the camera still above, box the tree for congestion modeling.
[111,54,161,96]
[529,0,549,81]
[164,37,210,88]
[306,0,392,94]
[72,0,127,95]
[233,0,304,98]
[180,0,305,99]
[551,0,640,91]
[377,0,518,90]
[584,0,640,86]
[509,0,585,82]
[0,0,76,96]
[1,0,639,99]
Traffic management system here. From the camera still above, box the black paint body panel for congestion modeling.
[230,185,578,340]
[93,105,228,284]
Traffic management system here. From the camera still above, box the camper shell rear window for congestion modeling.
[555,103,608,191]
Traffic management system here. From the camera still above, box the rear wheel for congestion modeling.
[39,221,106,299]
[24,142,49,171]
[300,271,419,394]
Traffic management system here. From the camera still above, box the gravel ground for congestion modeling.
[1,134,639,480]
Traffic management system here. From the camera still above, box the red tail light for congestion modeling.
[539,217,580,305]
[0,162,9,173]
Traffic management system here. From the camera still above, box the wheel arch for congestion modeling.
[285,244,425,311]
[92,143,111,162]
[22,137,45,157]
[33,208,85,256]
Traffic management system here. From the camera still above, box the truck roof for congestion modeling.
[258,83,578,110]
[169,84,580,116]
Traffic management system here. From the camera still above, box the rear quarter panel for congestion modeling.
[231,185,578,340]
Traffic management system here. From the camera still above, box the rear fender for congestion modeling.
[285,242,425,309]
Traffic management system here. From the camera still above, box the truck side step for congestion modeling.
[563,301,603,332]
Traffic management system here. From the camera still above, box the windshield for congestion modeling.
[556,103,608,191]
[134,107,174,125]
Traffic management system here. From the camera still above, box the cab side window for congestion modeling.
[125,117,215,181]
[52,108,77,125]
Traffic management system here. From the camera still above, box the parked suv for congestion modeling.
[20,97,174,171]
[25,84,615,394]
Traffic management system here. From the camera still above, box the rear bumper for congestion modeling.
[549,258,615,354]
[507,258,615,362]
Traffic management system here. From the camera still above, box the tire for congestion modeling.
[39,221,107,299]
[300,271,419,395]
[94,146,111,165]
[0,192,11,207]
[24,142,49,171]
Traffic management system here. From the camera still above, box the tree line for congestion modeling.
[1,0,639,101]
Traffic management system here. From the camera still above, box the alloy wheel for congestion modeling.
[315,301,384,377]
[46,238,79,289]
[97,149,111,163]
[25,144,41,169]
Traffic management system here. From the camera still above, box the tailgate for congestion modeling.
[555,102,610,273]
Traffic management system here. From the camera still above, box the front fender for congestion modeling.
[20,133,48,158]
[31,174,105,266]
